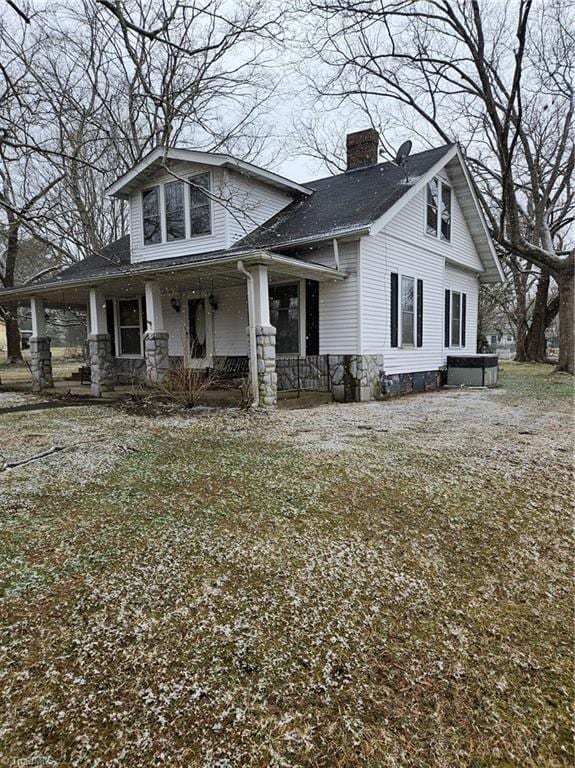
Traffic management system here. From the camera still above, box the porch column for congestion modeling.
[250,265,277,407]
[144,281,169,385]
[29,297,53,392]
[88,287,114,397]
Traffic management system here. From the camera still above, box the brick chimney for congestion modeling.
[346,129,380,170]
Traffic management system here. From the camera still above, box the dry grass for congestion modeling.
[0,362,572,767]
[0,349,82,388]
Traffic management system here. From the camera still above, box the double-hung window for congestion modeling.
[401,276,415,345]
[189,173,211,236]
[426,177,451,242]
[142,187,161,245]
[117,298,143,356]
[391,274,423,348]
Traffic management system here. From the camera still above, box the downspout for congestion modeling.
[237,260,259,408]
[332,238,340,270]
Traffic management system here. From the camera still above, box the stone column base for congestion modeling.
[29,336,53,392]
[329,354,384,402]
[255,324,277,407]
[88,333,115,397]
[144,332,170,385]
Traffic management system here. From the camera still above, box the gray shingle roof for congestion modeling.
[23,143,455,290]
[237,144,455,249]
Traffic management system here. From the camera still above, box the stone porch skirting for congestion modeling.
[109,354,445,401]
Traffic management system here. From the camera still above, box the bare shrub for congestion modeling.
[154,360,221,409]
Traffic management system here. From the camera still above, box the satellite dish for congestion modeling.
[395,140,412,165]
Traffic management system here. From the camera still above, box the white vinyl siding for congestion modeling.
[385,169,484,273]
[212,286,249,356]
[360,230,444,373]
[224,170,293,245]
[293,241,360,355]
[162,285,249,359]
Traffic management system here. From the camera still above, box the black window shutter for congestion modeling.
[416,279,423,347]
[461,293,467,347]
[105,300,116,357]
[141,295,148,335]
[390,273,399,347]
[444,289,450,347]
[305,280,320,355]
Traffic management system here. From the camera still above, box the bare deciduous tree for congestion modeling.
[0,0,283,360]
[304,0,574,371]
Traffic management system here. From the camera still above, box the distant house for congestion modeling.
[0,130,503,402]
[485,328,516,359]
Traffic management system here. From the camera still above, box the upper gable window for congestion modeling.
[165,181,185,241]
[142,187,161,245]
[426,177,451,242]
[189,173,211,236]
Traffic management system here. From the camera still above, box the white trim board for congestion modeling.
[106,147,313,199]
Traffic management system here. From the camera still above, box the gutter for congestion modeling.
[236,260,259,408]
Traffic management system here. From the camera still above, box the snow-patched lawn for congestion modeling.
[0,363,572,767]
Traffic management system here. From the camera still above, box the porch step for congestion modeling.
[66,366,91,384]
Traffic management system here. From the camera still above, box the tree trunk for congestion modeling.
[556,259,574,374]
[5,313,23,363]
[514,319,529,362]
[524,271,550,362]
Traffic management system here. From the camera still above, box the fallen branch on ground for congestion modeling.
[0,437,112,472]
[0,445,67,471]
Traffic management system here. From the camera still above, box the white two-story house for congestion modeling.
[0,129,503,405]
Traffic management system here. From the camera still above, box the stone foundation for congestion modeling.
[329,354,384,402]
[144,331,170,385]
[113,357,146,385]
[88,333,115,396]
[380,369,444,397]
[29,336,53,392]
[255,325,277,407]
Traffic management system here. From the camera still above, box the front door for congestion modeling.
[188,298,207,362]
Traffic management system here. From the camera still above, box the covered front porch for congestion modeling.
[17,251,346,407]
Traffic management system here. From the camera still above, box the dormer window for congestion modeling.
[189,173,211,236]
[142,187,161,245]
[142,173,211,245]
[426,177,451,242]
